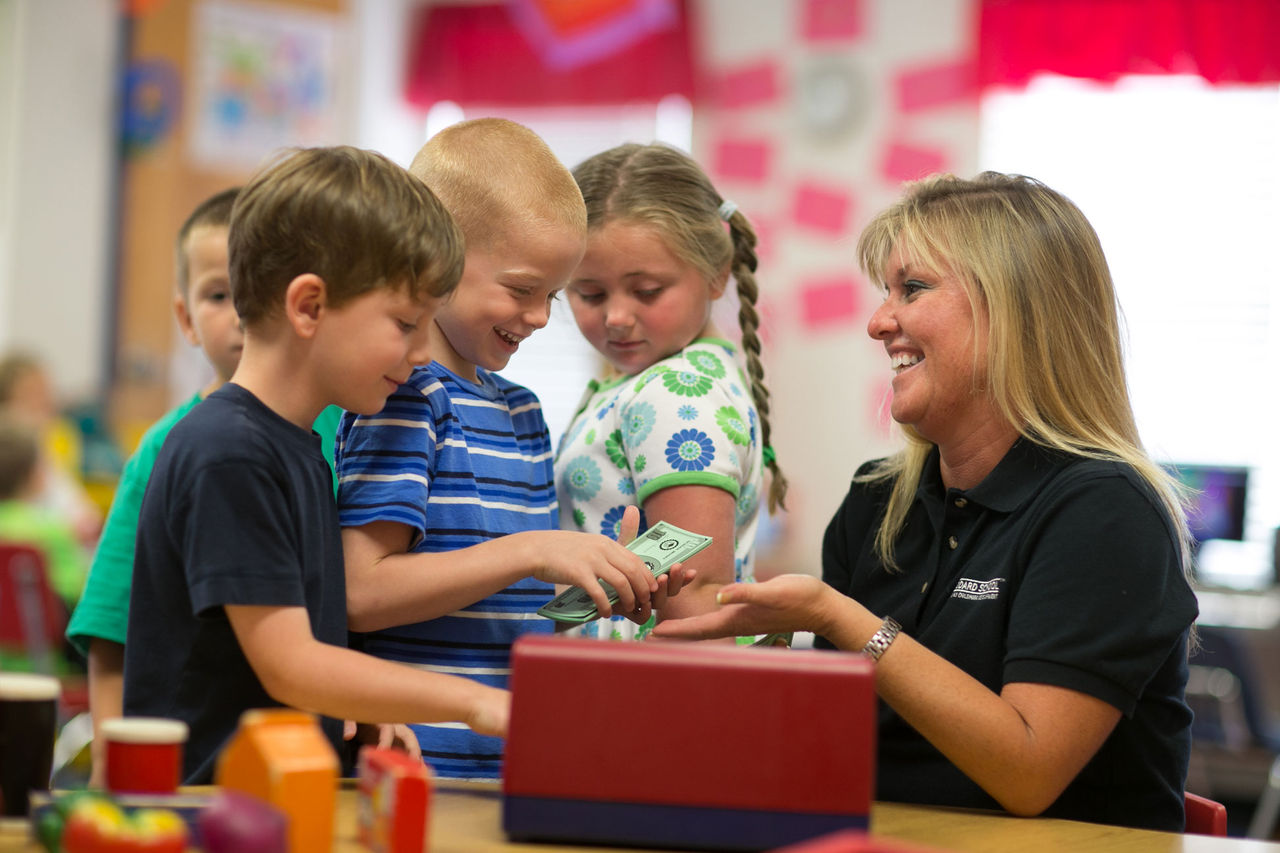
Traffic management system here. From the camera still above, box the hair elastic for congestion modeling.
[718,200,738,222]
[762,445,776,466]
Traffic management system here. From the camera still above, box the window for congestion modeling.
[981,75,1280,585]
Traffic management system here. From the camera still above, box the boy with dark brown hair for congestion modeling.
[123,146,507,782]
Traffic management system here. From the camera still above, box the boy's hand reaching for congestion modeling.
[343,720,422,760]
[526,511,657,617]
[614,505,697,625]
[621,562,695,625]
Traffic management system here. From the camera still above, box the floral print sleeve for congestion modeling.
[624,347,757,503]
[556,339,762,551]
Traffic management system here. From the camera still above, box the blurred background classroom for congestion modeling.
[2,0,1279,837]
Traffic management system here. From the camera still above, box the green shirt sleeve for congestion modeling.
[65,394,200,655]
[312,404,343,496]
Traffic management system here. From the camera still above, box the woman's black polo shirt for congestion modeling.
[818,439,1199,831]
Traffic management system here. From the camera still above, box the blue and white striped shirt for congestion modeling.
[336,361,557,779]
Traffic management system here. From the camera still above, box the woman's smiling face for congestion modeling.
[866,242,994,448]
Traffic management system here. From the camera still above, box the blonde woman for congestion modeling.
[655,172,1198,832]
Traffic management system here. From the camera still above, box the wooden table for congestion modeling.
[4,781,1280,852]
[404,781,1280,853]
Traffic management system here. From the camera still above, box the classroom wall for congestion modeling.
[691,0,979,570]
[110,0,351,438]
[1,0,979,572]
[0,0,117,401]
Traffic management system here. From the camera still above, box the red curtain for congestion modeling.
[404,2,695,108]
[980,0,1280,89]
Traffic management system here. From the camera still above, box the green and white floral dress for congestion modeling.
[554,338,763,641]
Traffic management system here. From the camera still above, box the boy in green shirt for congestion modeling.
[65,188,340,785]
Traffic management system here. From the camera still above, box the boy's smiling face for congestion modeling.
[428,222,585,382]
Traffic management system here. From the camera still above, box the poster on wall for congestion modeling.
[189,0,345,171]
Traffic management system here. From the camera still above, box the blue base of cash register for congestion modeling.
[504,795,869,851]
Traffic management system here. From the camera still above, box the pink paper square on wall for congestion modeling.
[880,143,949,185]
[802,0,862,42]
[895,58,977,113]
[799,276,861,329]
[714,61,781,109]
[792,182,853,236]
[712,138,773,183]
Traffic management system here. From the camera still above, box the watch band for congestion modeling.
[861,615,902,662]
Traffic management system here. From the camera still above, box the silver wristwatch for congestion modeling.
[861,615,902,662]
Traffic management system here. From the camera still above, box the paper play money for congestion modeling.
[537,521,712,624]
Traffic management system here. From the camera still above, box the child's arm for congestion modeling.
[86,638,125,788]
[225,604,509,737]
[341,522,658,633]
[643,485,739,622]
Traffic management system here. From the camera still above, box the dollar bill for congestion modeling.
[537,521,713,624]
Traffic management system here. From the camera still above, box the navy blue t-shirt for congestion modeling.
[819,439,1198,831]
[123,384,346,783]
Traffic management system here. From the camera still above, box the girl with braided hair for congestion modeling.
[555,142,786,641]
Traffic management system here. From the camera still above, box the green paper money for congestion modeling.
[537,521,712,624]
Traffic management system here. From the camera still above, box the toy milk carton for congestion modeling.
[503,635,877,851]
[214,709,339,852]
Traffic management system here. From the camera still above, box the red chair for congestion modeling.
[0,542,66,673]
[0,541,87,717]
[1185,791,1228,836]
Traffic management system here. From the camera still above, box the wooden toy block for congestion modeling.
[357,746,432,853]
[214,709,338,853]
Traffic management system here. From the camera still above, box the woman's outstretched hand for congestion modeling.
[649,573,832,640]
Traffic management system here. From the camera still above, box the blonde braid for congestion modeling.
[725,209,788,512]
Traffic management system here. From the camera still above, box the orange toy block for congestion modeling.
[214,709,339,853]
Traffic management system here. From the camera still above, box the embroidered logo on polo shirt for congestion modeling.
[951,577,1005,601]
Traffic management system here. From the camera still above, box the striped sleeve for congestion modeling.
[336,378,441,534]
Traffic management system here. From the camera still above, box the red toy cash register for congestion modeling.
[503,635,876,850]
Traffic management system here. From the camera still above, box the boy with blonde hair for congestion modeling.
[337,119,660,779]
[123,146,507,783]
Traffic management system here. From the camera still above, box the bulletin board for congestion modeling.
[112,0,348,442]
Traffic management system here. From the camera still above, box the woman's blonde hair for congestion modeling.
[572,142,788,512]
[857,171,1189,570]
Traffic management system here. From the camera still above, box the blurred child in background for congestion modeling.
[0,414,89,613]
[0,351,103,545]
